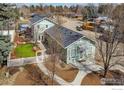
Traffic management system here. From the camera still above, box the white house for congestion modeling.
[30,14,96,65]
[30,14,55,42]
[0,30,15,42]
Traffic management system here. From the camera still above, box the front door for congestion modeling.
[38,33,44,42]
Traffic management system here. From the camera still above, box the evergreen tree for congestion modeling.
[0,4,16,66]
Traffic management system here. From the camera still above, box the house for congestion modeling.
[19,24,29,32]
[18,17,30,33]
[30,15,95,65]
[0,30,15,42]
[29,14,55,42]
[44,26,95,65]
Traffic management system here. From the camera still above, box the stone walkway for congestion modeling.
[37,62,103,85]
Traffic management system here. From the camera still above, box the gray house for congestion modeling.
[30,15,95,65]
[43,26,95,65]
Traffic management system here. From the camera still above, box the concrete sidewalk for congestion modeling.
[37,62,103,85]
[37,63,69,85]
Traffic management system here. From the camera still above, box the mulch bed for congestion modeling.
[44,61,79,82]
[14,64,59,85]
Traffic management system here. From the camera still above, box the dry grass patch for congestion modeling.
[81,72,102,85]
[81,70,123,85]
[14,64,58,85]
[8,67,20,75]
[14,69,35,85]
[44,61,79,82]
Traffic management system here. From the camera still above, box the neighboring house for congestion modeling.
[30,14,95,64]
[19,24,29,32]
[18,17,30,33]
[29,13,54,42]
[0,30,15,42]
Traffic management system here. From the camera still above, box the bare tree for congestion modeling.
[45,14,63,85]
[112,4,124,55]
[95,26,120,77]
[95,4,124,78]
[25,65,48,85]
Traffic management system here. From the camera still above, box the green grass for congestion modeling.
[15,43,36,58]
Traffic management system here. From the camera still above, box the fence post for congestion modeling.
[7,60,10,67]
[21,58,24,66]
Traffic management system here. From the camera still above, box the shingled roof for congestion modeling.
[45,26,83,48]
[30,13,49,25]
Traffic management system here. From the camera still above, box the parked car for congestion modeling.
[76,26,82,31]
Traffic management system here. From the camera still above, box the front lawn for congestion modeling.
[15,43,36,58]
[81,70,124,85]
[14,64,59,85]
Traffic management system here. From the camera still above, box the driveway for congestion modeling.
[62,18,124,72]
[62,18,96,41]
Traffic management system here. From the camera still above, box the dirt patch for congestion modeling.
[44,61,79,82]
[14,64,59,85]
[81,70,124,85]
[8,67,20,75]
[14,69,35,85]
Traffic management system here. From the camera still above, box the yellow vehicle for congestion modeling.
[82,21,95,31]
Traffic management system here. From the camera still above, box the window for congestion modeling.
[46,25,48,28]
[39,35,40,41]
[42,36,44,41]
[37,25,40,29]
[71,47,76,58]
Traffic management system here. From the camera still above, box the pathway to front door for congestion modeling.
[37,61,103,85]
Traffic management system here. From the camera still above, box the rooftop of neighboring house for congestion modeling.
[30,13,52,25]
[45,25,83,48]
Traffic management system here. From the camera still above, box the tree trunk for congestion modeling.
[51,56,56,85]
[8,20,10,36]
[103,67,108,78]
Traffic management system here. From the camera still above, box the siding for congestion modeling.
[43,33,67,63]
[67,37,95,64]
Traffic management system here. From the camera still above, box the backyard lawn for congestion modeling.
[15,43,36,58]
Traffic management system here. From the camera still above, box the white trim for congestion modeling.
[30,17,57,26]
[65,36,85,49]
[30,17,47,26]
